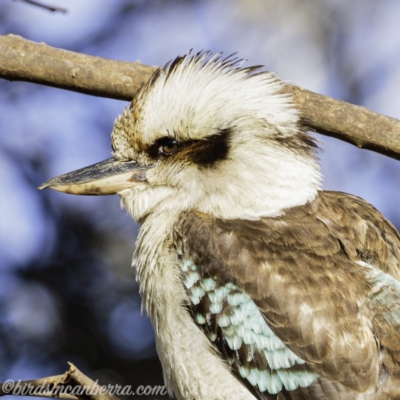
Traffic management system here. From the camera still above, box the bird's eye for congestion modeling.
[159,138,178,155]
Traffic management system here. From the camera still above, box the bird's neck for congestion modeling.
[133,212,255,400]
[133,212,179,318]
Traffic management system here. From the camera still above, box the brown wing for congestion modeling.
[174,191,400,397]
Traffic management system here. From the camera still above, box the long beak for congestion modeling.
[38,158,152,195]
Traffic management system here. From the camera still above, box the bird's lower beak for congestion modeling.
[38,158,152,195]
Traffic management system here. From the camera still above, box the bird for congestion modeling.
[38,51,400,400]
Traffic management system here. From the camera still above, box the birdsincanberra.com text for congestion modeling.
[1,379,168,397]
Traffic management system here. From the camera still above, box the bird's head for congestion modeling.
[39,52,322,221]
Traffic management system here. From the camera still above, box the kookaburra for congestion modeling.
[39,52,400,400]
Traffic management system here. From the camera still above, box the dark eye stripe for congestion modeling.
[181,128,231,167]
[146,128,231,167]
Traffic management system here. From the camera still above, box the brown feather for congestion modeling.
[174,191,400,398]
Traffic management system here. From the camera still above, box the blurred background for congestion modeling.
[1,0,400,399]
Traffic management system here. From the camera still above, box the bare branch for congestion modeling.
[286,85,400,160]
[67,363,120,400]
[13,0,67,13]
[0,34,154,99]
[1,34,400,160]
[0,363,120,400]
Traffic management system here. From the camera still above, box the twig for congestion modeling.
[0,34,400,160]
[13,0,67,13]
[67,363,120,400]
[0,363,120,400]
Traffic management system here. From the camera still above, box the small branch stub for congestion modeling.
[0,363,121,400]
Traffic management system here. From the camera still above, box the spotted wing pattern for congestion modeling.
[178,256,318,397]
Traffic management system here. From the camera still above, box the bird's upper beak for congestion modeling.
[38,158,152,195]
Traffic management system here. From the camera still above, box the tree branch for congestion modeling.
[1,34,400,160]
[13,0,67,13]
[0,34,154,100]
[0,363,120,400]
